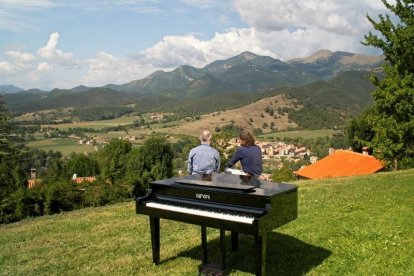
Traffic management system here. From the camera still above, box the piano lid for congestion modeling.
[174,173,257,191]
[151,173,297,196]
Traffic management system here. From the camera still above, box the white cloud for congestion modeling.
[131,29,276,69]
[38,32,80,67]
[82,51,155,86]
[0,0,55,9]
[232,0,380,36]
[6,50,36,62]
[0,60,17,73]
[0,32,82,89]
[6,50,37,68]
[29,62,53,82]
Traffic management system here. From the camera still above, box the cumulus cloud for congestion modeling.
[6,50,37,68]
[0,32,81,88]
[0,60,16,74]
[29,62,53,82]
[233,0,377,35]
[82,51,155,86]
[128,0,387,71]
[38,32,80,67]
[131,29,276,69]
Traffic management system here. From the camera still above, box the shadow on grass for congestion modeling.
[161,231,332,275]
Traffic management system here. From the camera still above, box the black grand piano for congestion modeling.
[135,173,298,275]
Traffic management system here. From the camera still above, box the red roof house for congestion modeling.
[294,150,384,179]
[73,176,97,184]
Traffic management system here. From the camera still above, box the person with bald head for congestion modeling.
[187,129,220,175]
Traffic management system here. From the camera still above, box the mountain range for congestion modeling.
[2,49,382,127]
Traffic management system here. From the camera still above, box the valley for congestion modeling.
[22,94,342,158]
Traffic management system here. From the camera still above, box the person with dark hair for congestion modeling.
[187,129,220,175]
[227,130,263,177]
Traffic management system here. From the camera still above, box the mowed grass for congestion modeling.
[1,170,413,275]
[26,138,98,155]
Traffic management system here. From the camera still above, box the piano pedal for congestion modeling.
[198,263,227,276]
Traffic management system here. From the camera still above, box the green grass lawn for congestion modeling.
[1,169,413,275]
[26,138,99,156]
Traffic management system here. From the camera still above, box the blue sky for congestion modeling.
[0,0,389,90]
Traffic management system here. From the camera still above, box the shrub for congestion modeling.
[45,181,83,214]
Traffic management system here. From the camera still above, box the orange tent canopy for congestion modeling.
[294,150,384,179]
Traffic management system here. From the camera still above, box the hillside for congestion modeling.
[3,50,381,112]
[1,169,413,275]
[3,88,142,113]
[161,71,374,135]
[163,94,299,136]
[0,85,24,94]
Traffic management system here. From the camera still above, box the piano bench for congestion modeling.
[198,263,227,276]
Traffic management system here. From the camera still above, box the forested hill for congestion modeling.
[282,71,376,129]
[3,50,380,128]
[4,69,374,114]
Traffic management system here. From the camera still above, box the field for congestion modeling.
[17,95,309,155]
[257,129,341,140]
[1,169,413,275]
[26,138,99,155]
[42,115,141,131]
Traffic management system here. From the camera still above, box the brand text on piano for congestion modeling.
[196,193,211,200]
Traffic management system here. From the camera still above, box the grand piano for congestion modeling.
[135,173,298,275]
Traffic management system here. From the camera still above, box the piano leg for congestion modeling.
[201,226,208,264]
[231,231,238,251]
[149,217,160,264]
[220,229,226,270]
[255,234,267,276]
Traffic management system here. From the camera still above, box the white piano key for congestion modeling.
[145,202,255,224]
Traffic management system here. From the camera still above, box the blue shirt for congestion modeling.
[188,144,220,174]
[227,145,263,176]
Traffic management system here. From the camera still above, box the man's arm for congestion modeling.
[187,150,194,174]
[227,148,241,168]
[214,150,220,172]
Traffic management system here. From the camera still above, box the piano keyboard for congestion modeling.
[145,202,255,224]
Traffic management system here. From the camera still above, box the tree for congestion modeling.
[127,135,173,196]
[363,0,414,75]
[271,163,296,182]
[65,153,99,178]
[361,0,414,168]
[0,95,14,157]
[0,96,26,201]
[211,131,233,172]
[347,108,376,153]
[99,139,132,183]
